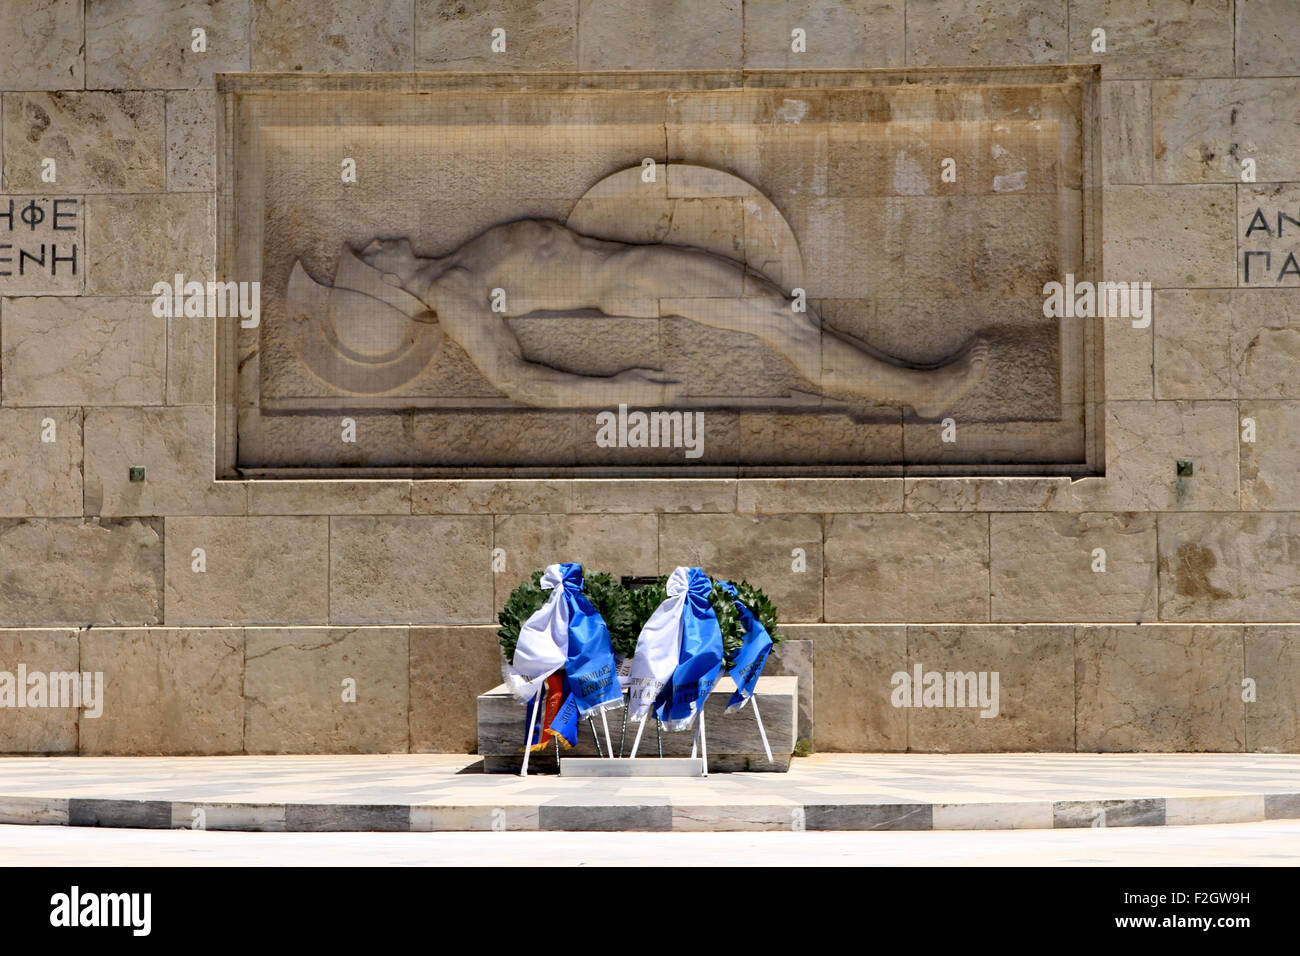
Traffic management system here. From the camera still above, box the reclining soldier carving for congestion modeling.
[288,215,990,419]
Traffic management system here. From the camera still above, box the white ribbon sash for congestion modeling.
[626,566,691,723]
[503,565,569,703]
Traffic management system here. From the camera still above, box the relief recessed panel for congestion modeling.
[217,69,1101,477]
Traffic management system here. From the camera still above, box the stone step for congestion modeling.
[2,753,1298,832]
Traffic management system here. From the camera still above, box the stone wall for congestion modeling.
[1,0,1297,755]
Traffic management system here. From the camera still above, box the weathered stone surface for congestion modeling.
[415,0,576,70]
[904,477,1075,512]
[1076,624,1244,751]
[1053,797,1164,827]
[781,624,904,751]
[0,629,79,753]
[660,513,823,622]
[410,625,502,752]
[1267,794,1300,819]
[0,797,68,826]
[3,93,163,194]
[1,297,166,406]
[804,803,931,830]
[330,516,494,624]
[763,637,812,742]
[932,801,1054,830]
[252,0,414,71]
[164,516,327,625]
[1158,513,1300,622]
[824,514,988,623]
[0,519,162,625]
[1103,185,1235,287]
[0,0,83,90]
[991,513,1157,623]
[284,803,410,831]
[571,479,735,514]
[242,410,575,471]
[1240,402,1300,511]
[1245,626,1300,752]
[1235,0,1296,75]
[742,1,903,69]
[1238,183,1300,288]
[1155,290,1300,398]
[248,480,410,515]
[0,408,82,517]
[1104,308,1154,399]
[493,514,658,608]
[1069,0,1233,78]
[78,628,244,755]
[1153,79,1300,183]
[166,91,215,192]
[170,802,286,831]
[906,0,1066,66]
[540,805,672,829]
[671,805,794,831]
[84,407,246,517]
[411,804,539,831]
[900,419,1087,469]
[0,195,84,295]
[244,627,409,753]
[907,625,1074,752]
[86,194,213,295]
[1164,794,1265,826]
[1066,401,1239,512]
[412,480,572,515]
[1101,81,1153,185]
[807,111,1064,201]
[738,478,904,514]
[782,199,893,298]
[578,0,741,69]
[736,411,903,467]
[168,313,213,405]
[1154,290,1242,398]
[68,798,171,829]
[86,0,251,88]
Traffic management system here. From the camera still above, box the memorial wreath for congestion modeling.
[498,569,782,665]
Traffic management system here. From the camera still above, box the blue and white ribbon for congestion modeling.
[504,563,623,718]
[627,566,724,732]
[716,581,774,714]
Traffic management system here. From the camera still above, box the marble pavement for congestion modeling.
[0,752,1297,832]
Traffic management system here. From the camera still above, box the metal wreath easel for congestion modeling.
[520,677,772,777]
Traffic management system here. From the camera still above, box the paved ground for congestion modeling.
[2,752,1299,831]
[3,820,1299,865]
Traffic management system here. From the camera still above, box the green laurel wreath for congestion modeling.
[499,569,782,665]
[627,575,783,661]
[497,569,638,664]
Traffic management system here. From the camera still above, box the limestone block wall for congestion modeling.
[0,0,1297,755]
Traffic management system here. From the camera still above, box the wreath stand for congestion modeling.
[521,682,774,778]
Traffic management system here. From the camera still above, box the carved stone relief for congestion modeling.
[217,69,1101,476]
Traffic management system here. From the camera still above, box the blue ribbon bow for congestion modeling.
[717,581,774,713]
